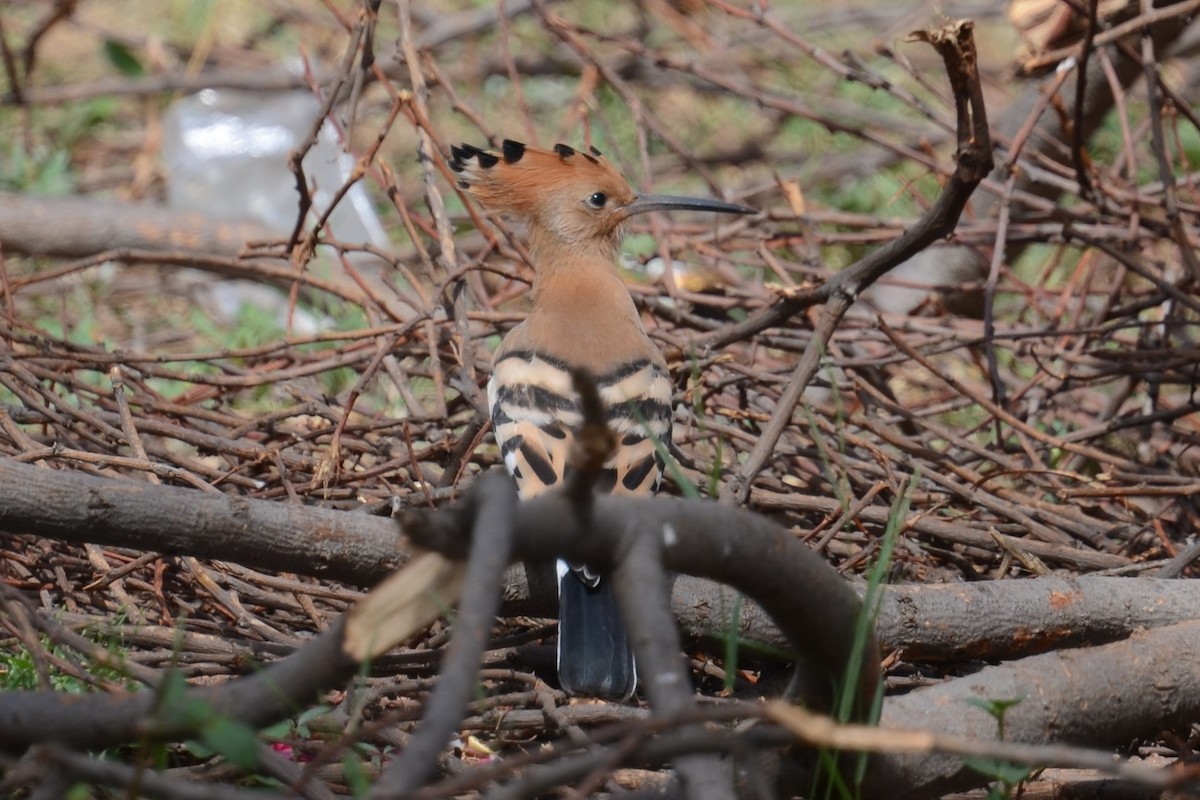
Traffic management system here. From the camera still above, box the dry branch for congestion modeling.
[6,457,1200,671]
[717,19,994,506]
[370,473,514,796]
[0,457,406,585]
[672,573,1200,663]
[0,455,878,712]
[0,457,877,796]
[0,193,276,260]
[8,456,1200,798]
[0,607,359,752]
[867,621,1200,799]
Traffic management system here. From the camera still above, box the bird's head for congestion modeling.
[450,139,752,252]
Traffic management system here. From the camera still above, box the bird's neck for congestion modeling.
[527,230,619,292]
[517,232,658,372]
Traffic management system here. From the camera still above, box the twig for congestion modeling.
[27,744,267,800]
[396,0,474,415]
[18,0,78,81]
[718,294,846,506]
[1138,0,1200,283]
[613,521,736,800]
[371,472,516,797]
[700,20,993,354]
[0,15,23,106]
[1016,0,1200,74]
[717,21,992,504]
[284,15,365,264]
[1071,0,1100,201]
[563,367,619,506]
[770,702,1184,792]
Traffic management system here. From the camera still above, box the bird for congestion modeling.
[449,138,753,700]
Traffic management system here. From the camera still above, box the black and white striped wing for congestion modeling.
[487,350,672,499]
[592,358,673,495]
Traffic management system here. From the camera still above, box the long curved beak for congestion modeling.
[623,194,755,217]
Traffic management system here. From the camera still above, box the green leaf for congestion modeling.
[183,738,216,759]
[156,669,188,711]
[103,40,145,76]
[966,695,1027,738]
[260,719,293,740]
[722,590,743,693]
[295,703,333,737]
[966,696,1026,718]
[343,752,371,798]
[201,717,260,771]
[963,756,1034,785]
[64,784,94,800]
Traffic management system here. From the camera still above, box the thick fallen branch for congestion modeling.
[0,603,359,751]
[5,457,1200,797]
[866,620,1200,799]
[0,193,421,323]
[0,455,406,585]
[0,455,877,735]
[400,480,882,719]
[4,457,1200,668]
[0,193,276,259]
[673,573,1200,663]
[771,689,1185,797]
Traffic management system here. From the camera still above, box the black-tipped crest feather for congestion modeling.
[502,139,526,163]
[451,138,751,247]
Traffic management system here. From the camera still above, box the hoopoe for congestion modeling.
[450,138,752,700]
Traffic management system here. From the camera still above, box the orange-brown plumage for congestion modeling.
[452,142,633,242]
[451,138,751,699]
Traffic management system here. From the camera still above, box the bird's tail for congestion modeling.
[556,559,637,701]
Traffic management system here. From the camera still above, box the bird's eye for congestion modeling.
[586,192,608,209]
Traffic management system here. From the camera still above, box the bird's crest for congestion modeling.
[450,139,636,239]
[450,138,753,247]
